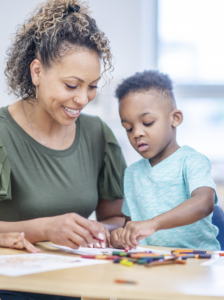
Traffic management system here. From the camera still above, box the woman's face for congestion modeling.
[34,49,101,126]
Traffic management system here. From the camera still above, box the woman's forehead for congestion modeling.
[47,50,101,79]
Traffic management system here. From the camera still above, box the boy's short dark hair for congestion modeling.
[115,70,175,102]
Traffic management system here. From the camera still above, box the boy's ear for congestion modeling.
[171,109,183,128]
[30,59,42,86]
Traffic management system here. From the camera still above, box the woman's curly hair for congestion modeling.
[4,0,113,100]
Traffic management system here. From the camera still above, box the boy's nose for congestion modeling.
[132,127,144,138]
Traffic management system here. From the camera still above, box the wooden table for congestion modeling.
[0,243,223,300]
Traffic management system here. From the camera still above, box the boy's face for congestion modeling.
[119,91,182,162]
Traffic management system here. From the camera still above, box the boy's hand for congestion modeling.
[110,227,125,249]
[121,219,157,250]
[0,232,40,253]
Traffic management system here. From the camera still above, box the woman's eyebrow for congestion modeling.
[64,76,84,82]
[63,76,101,83]
[91,76,101,83]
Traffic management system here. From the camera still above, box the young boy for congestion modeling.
[111,70,220,250]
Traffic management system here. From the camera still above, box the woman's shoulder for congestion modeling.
[0,106,11,132]
[0,106,8,120]
[79,113,120,147]
[79,113,102,128]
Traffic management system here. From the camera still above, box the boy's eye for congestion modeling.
[126,128,133,133]
[144,122,154,127]
[66,84,77,89]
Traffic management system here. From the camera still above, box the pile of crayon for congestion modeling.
[81,249,211,268]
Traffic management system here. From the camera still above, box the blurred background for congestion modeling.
[0,0,224,208]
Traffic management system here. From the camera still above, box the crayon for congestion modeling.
[120,259,133,267]
[120,252,129,256]
[115,279,137,284]
[174,254,211,259]
[131,253,164,259]
[81,255,120,260]
[127,258,138,263]
[81,255,98,259]
[137,258,154,265]
[172,249,206,254]
[112,251,131,256]
[112,251,122,256]
[172,251,206,254]
[113,258,121,263]
[219,253,224,256]
[92,235,105,242]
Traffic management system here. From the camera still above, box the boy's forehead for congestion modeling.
[119,90,173,113]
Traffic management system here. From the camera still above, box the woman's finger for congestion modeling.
[74,215,102,240]
[22,239,40,253]
[66,231,89,248]
[60,238,80,250]
[93,239,101,248]
[70,223,95,245]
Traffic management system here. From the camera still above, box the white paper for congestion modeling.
[48,244,171,255]
[0,253,109,277]
[213,251,224,258]
[201,257,224,266]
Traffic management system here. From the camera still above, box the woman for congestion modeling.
[0,1,126,297]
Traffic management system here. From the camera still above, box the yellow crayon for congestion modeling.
[120,259,133,267]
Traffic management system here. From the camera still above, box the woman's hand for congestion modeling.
[110,227,125,249]
[90,220,111,248]
[0,232,40,253]
[121,219,157,250]
[45,213,102,249]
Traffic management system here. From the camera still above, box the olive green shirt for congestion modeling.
[0,106,126,221]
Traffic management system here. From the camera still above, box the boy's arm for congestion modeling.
[154,186,214,230]
[122,186,215,250]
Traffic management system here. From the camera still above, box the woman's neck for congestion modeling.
[8,99,76,150]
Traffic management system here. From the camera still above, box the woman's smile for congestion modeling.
[62,105,81,119]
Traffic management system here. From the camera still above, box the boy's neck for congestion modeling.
[149,140,180,167]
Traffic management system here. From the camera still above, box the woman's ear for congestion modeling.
[30,59,42,86]
[171,109,183,128]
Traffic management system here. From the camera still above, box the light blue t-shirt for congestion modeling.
[122,146,220,250]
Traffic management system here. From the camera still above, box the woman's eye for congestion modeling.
[89,85,98,89]
[144,122,154,127]
[66,84,77,89]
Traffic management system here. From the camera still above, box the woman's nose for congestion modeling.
[73,91,88,107]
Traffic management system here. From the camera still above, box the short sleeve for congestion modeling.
[121,197,131,217]
[0,138,11,201]
[97,121,127,201]
[183,153,218,203]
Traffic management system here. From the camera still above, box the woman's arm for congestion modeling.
[0,213,101,248]
[96,198,125,231]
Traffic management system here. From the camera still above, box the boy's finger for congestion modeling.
[130,232,139,247]
[120,228,127,247]
[124,230,136,249]
[105,228,111,247]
